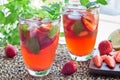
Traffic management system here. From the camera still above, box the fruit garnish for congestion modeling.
[81,12,96,31]
[5,44,16,58]
[26,37,40,54]
[72,21,83,35]
[93,55,103,68]
[109,51,119,58]
[48,25,59,38]
[108,29,120,51]
[98,40,113,55]
[78,30,88,37]
[61,60,77,75]
[104,55,116,69]
[101,55,107,60]
[115,51,120,63]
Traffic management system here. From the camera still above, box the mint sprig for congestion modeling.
[80,0,108,8]
[41,2,62,20]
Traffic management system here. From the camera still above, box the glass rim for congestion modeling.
[19,14,61,23]
[64,4,100,10]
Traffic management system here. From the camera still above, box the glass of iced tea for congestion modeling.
[62,4,99,61]
[18,16,60,77]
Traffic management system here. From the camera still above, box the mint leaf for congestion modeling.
[86,2,97,8]
[42,0,47,2]
[64,0,69,3]
[80,0,89,6]
[80,0,107,8]
[41,6,55,15]
[0,11,5,24]
[41,2,61,20]
[26,37,40,54]
[96,0,108,5]
[73,21,83,35]
[48,25,59,38]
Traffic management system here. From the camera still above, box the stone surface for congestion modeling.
[0,44,120,80]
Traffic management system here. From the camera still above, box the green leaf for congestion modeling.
[42,0,47,2]
[0,5,3,11]
[5,13,18,24]
[64,0,69,3]
[41,6,55,15]
[73,21,83,35]
[80,0,89,6]
[41,2,61,20]
[0,11,5,24]
[48,25,59,38]
[26,37,40,54]
[86,2,97,8]
[60,32,64,37]
[96,0,108,5]
[20,24,28,34]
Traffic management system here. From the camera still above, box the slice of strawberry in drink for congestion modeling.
[81,12,96,31]
[19,24,30,44]
[63,14,75,31]
[31,24,56,49]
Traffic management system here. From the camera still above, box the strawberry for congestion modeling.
[104,55,116,69]
[5,44,16,58]
[93,55,103,68]
[81,12,96,31]
[61,60,77,75]
[115,51,120,63]
[101,55,107,61]
[98,40,113,55]
[109,51,119,58]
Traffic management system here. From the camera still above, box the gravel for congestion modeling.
[0,44,120,80]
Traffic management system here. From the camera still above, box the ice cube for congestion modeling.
[68,11,82,20]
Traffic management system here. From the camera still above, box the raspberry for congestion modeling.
[98,40,113,55]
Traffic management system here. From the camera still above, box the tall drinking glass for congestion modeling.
[63,4,99,61]
[18,16,60,77]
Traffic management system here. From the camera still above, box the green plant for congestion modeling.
[0,0,31,46]
[0,0,61,46]
[80,0,108,8]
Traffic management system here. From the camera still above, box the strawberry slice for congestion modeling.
[109,51,119,58]
[81,12,96,31]
[104,55,116,69]
[93,55,103,68]
[101,55,107,61]
[115,51,120,63]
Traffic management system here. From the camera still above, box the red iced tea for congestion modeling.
[63,9,99,57]
[19,18,60,75]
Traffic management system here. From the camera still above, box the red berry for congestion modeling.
[5,44,16,58]
[104,55,116,69]
[98,40,113,55]
[93,55,103,68]
[115,51,120,63]
[81,12,96,31]
[61,60,77,75]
